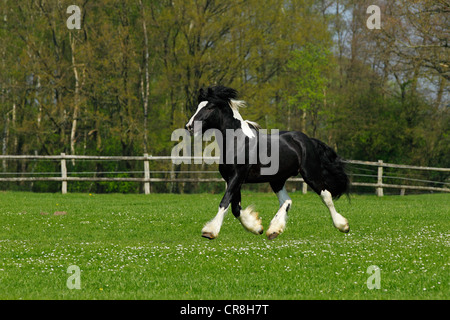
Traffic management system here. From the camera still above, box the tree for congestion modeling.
[0,0,447,193]
[285,44,333,137]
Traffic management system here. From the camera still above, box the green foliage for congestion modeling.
[284,44,334,136]
[0,0,448,193]
[286,44,332,112]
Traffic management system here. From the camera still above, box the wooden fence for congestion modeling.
[0,154,448,196]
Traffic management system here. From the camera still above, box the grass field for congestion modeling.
[0,191,448,300]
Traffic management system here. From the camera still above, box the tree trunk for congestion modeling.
[2,112,9,171]
[435,77,445,109]
[140,0,150,154]
[70,33,80,164]
[12,102,17,154]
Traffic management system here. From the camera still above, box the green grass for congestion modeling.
[0,191,448,300]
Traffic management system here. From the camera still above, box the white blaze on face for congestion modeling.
[186,101,208,129]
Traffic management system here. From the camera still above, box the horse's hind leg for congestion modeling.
[301,171,349,233]
[294,138,349,233]
[320,190,349,233]
[266,183,292,240]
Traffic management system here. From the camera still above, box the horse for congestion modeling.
[185,85,350,240]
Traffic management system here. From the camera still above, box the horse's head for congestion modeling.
[185,86,237,134]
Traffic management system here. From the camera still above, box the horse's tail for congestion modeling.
[309,138,350,199]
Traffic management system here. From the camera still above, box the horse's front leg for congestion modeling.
[202,171,262,239]
[201,177,239,239]
[201,205,229,240]
[231,190,264,235]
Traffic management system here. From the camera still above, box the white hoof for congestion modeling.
[238,206,264,235]
[334,216,350,233]
[266,222,286,240]
[201,206,228,239]
[266,200,290,240]
[201,223,220,239]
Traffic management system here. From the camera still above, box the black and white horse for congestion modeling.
[185,85,349,240]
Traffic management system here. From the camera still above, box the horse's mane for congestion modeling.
[244,119,261,130]
[198,85,261,130]
[198,85,238,103]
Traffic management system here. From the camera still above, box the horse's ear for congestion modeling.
[198,88,207,103]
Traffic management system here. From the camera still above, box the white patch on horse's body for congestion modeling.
[238,206,263,235]
[320,189,349,232]
[266,187,292,239]
[186,101,208,129]
[202,205,229,239]
[229,99,256,139]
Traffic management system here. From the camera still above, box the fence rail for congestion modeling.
[0,154,448,196]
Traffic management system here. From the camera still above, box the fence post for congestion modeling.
[376,159,383,197]
[302,181,307,194]
[61,153,67,194]
[143,153,150,194]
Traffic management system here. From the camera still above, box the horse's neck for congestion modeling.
[217,118,241,141]
[217,118,259,164]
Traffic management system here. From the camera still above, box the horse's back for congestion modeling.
[244,130,308,183]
